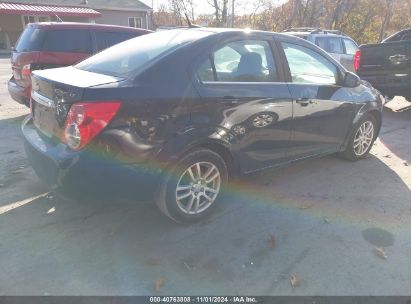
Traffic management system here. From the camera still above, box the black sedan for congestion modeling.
[23,28,384,222]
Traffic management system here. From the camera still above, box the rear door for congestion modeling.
[278,39,355,160]
[193,36,293,173]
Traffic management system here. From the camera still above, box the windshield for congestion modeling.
[76,29,213,77]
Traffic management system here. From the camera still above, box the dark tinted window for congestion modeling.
[15,28,46,52]
[95,31,138,51]
[401,33,411,41]
[43,30,92,53]
[315,37,328,51]
[328,37,344,54]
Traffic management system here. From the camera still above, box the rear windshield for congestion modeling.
[15,27,45,52]
[75,29,213,77]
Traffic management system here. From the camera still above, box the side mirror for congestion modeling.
[10,46,15,51]
[343,71,361,88]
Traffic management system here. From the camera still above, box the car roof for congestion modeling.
[285,31,344,38]
[28,22,152,33]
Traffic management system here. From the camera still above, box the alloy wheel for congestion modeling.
[353,121,374,156]
[175,162,221,215]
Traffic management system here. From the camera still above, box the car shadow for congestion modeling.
[1,148,410,294]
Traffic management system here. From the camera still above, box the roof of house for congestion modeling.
[0,0,152,11]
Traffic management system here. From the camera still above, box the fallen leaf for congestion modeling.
[299,204,313,210]
[375,247,387,260]
[47,207,55,214]
[404,162,409,167]
[383,155,392,158]
[268,234,276,249]
[155,277,165,291]
[290,274,300,287]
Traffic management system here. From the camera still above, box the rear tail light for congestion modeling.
[354,50,361,71]
[62,102,121,151]
[21,64,31,78]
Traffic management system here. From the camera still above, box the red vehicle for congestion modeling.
[8,22,151,106]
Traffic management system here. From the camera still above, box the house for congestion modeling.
[0,0,152,51]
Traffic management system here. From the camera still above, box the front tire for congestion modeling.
[339,114,378,161]
[156,148,229,223]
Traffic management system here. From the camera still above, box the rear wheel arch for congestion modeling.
[182,141,239,179]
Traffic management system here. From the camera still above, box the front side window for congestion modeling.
[42,30,92,53]
[197,40,277,82]
[343,39,358,55]
[282,42,338,85]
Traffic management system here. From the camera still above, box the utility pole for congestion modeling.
[231,0,235,28]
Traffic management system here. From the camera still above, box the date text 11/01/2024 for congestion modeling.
[149,296,258,303]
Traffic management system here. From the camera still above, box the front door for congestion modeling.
[193,38,293,173]
[279,40,355,160]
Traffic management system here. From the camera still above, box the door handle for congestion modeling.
[296,98,313,106]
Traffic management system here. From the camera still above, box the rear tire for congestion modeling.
[156,148,229,223]
[339,114,378,161]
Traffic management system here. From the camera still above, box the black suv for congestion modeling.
[23,28,383,223]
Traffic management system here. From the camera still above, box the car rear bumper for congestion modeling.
[8,77,30,106]
[22,116,160,193]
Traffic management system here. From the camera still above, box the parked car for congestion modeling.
[283,28,359,72]
[8,22,151,106]
[356,28,411,101]
[23,28,383,223]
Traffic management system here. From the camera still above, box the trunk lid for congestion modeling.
[31,66,123,140]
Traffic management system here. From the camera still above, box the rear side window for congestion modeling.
[327,37,344,54]
[401,33,411,41]
[43,30,92,53]
[343,39,358,55]
[197,40,278,82]
[315,37,328,51]
[15,28,46,52]
[95,31,138,51]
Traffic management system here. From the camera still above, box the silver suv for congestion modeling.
[283,28,359,72]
